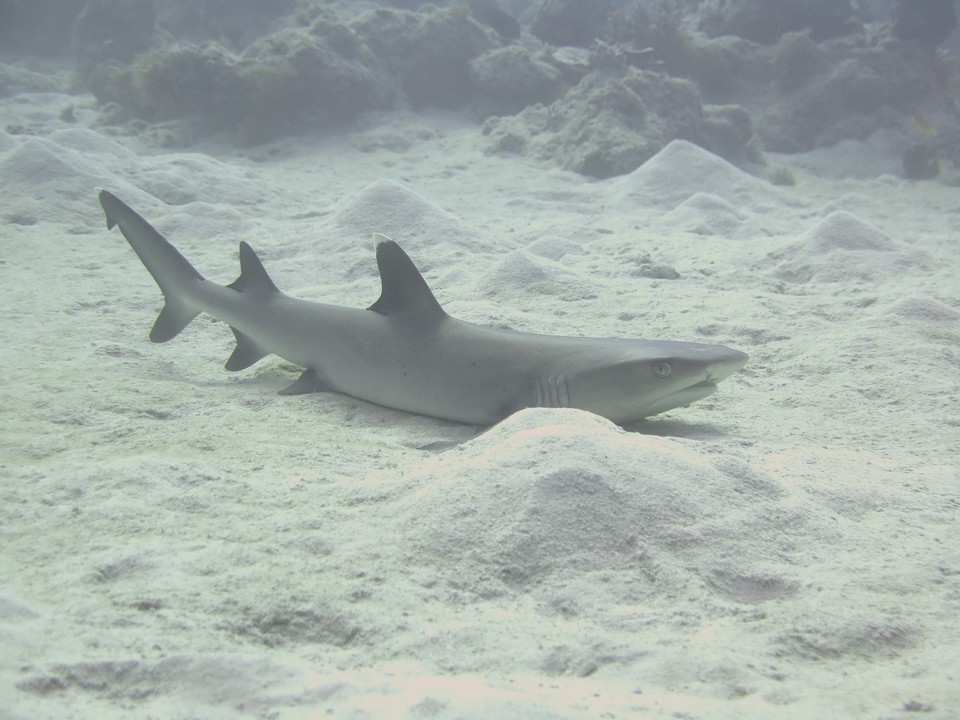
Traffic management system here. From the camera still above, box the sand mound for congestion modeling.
[329,178,487,255]
[771,210,930,283]
[883,295,960,344]
[473,250,597,301]
[615,139,790,212]
[17,654,345,712]
[0,130,18,152]
[661,191,747,237]
[885,296,959,325]
[0,132,265,229]
[0,137,102,224]
[397,409,816,602]
[523,235,585,262]
[48,127,137,158]
[802,210,897,253]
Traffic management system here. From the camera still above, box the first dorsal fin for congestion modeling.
[367,234,446,322]
[228,241,279,295]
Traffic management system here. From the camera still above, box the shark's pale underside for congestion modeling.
[98,190,748,425]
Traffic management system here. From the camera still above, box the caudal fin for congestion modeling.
[99,189,204,342]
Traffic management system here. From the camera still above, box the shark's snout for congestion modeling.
[705,348,749,383]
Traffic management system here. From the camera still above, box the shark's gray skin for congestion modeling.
[98,190,748,425]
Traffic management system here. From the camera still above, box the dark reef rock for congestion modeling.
[87,15,388,143]
[482,68,753,179]
[901,144,939,179]
[380,0,427,8]
[65,0,960,161]
[81,3,502,141]
[467,0,522,40]
[469,45,565,117]
[354,6,496,108]
[756,32,952,152]
[703,104,757,163]
[233,21,385,139]
[74,0,158,79]
[604,0,692,70]
[699,0,860,45]
[88,42,239,123]
[529,0,613,48]
[153,0,296,49]
[75,0,295,84]
[891,0,957,46]
[677,32,773,102]
[771,31,827,92]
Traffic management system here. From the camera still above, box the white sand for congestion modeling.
[1,90,958,719]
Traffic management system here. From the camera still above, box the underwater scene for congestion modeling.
[1,1,958,718]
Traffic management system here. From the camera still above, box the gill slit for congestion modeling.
[534,374,570,408]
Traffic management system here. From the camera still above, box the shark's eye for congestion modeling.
[653,361,672,378]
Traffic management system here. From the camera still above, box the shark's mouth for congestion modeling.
[669,379,718,403]
[644,380,718,416]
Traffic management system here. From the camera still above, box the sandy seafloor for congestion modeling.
[1,86,958,720]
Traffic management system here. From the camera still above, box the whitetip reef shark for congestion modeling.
[98,189,748,425]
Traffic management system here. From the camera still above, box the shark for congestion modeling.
[98,189,748,425]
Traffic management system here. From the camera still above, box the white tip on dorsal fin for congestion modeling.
[368,234,446,321]
[228,242,280,296]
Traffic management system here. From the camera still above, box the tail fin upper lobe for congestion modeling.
[99,189,203,342]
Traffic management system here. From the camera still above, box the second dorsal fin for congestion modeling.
[367,234,446,322]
